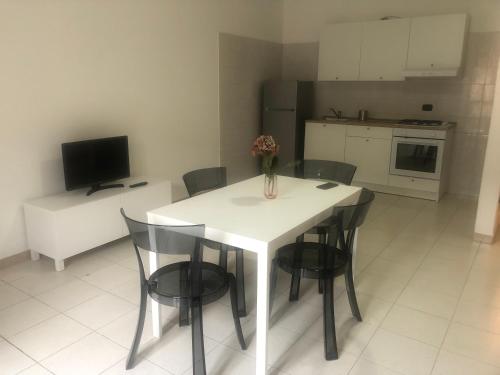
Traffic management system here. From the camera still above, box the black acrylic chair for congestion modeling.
[269,189,374,360]
[279,159,357,299]
[121,209,246,374]
[182,167,247,318]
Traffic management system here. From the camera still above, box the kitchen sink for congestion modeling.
[323,116,350,122]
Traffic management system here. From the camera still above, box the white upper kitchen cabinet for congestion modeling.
[304,122,346,161]
[404,14,468,77]
[318,22,363,81]
[345,136,391,185]
[359,18,411,81]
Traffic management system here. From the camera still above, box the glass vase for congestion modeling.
[264,174,278,199]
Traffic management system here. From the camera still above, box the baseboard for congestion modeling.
[0,250,29,269]
[474,232,495,244]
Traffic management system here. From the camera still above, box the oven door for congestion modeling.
[390,137,445,180]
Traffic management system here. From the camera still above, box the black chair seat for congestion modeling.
[276,243,348,280]
[148,262,229,306]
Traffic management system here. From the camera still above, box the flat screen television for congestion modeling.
[62,136,130,196]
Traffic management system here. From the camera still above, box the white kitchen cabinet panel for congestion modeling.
[345,136,391,185]
[304,122,346,161]
[318,22,363,81]
[405,14,468,76]
[346,125,393,139]
[388,175,439,193]
[359,18,411,81]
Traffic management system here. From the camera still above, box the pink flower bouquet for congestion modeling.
[251,135,280,177]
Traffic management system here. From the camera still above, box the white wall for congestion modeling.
[282,0,500,43]
[0,0,283,259]
[475,64,500,240]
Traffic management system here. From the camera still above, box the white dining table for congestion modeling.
[147,174,361,375]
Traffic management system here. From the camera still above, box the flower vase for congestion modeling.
[264,174,278,199]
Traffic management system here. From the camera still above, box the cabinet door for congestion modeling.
[318,23,363,81]
[304,122,346,161]
[406,14,468,71]
[359,19,410,81]
[345,136,391,185]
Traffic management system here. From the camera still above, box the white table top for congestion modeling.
[148,175,361,253]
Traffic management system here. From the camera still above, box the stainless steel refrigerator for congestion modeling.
[262,80,314,168]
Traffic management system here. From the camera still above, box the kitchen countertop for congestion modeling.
[307,118,456,131]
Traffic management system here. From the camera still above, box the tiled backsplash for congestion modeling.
[282,32,500,197]
[219,33,282,183]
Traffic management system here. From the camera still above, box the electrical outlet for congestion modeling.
[422,104,433,111]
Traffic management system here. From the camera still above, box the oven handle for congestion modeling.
[393,136,445,144]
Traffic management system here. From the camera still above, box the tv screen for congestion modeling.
[62,136,130,191]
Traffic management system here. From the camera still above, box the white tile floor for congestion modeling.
[1,193,500,375]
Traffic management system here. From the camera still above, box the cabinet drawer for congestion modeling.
[388,175,439,192]
[346,126,392,139]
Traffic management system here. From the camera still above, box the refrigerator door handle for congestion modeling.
[264,107,296,112]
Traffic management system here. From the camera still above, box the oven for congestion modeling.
[390,133,445,180]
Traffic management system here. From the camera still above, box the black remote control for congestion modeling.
[129,181,148,188]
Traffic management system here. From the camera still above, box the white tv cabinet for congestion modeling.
[24,177,171,271]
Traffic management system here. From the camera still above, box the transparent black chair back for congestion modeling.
[331,189,375,250]
[183,167,227,197]
[278,159,357,185]
[121,209,205,257]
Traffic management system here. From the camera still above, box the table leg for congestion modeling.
[54,259,64,271]
[255,250,270,375]
[150,252,162,338]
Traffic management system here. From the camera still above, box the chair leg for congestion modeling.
[318,232,327,294]
[219,246,228,271]
[191,298,206,375]
[323,278,338,361]
[269,258,278,315]
[289,271,301,301]
[235,250,247,317]
[126,281,148,370]
[229,274,247,350]
[345,261,362,321]
[179,266,190,327]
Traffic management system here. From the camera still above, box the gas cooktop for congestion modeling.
[398,119,446,126]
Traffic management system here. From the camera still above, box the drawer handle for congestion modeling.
[365,139,369,142]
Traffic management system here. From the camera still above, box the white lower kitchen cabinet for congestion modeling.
[345,136,391,185]
[304,122,346,161]
[388,174,439,192]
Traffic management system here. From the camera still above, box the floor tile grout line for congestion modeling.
[427,237,495,374]
[2,335,57,375]
[415,202,480,372]
[350,196,458,373]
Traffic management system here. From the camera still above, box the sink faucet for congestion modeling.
[329,107,342,119]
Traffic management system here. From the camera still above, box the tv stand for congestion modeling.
[86,183,125,196]
[23,177,171,271]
